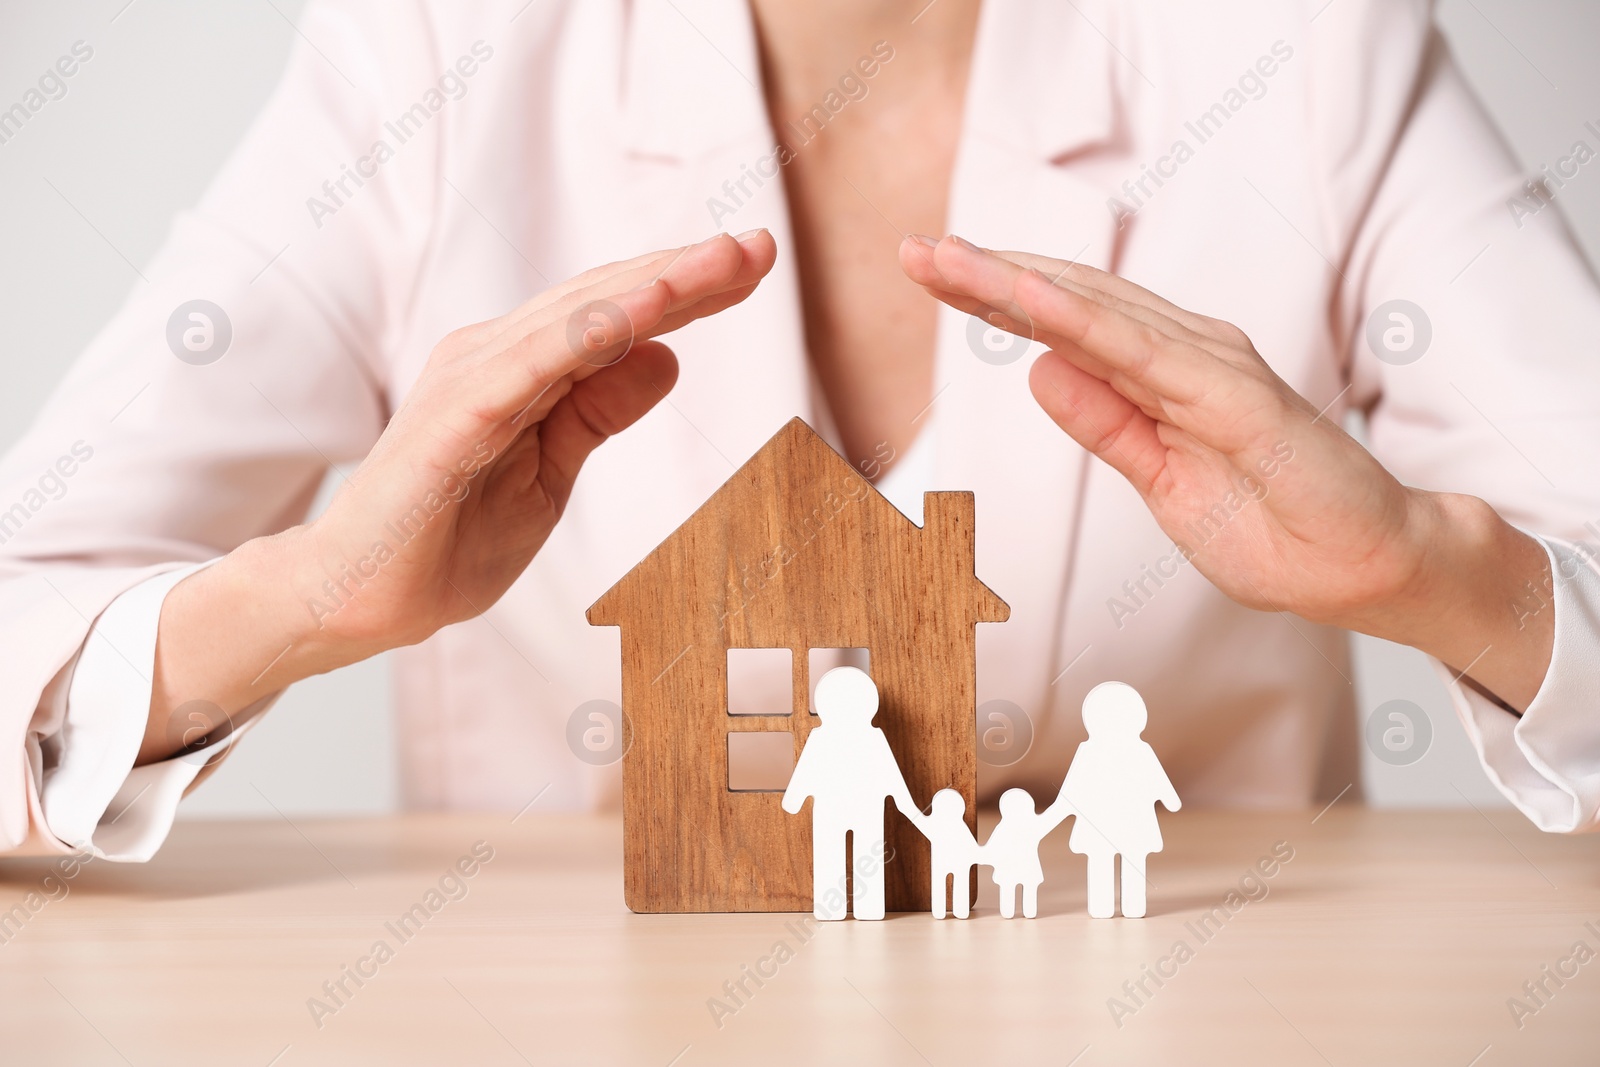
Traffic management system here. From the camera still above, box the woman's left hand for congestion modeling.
[899,235,1553,710]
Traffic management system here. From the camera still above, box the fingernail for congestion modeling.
[907,233,938,247]
[734,227,768,242]
[949,235,979,250]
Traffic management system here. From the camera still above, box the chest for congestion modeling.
[765,78,966,470]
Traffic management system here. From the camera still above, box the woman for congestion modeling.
[3,0,1597,862]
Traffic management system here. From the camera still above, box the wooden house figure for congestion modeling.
[588,418,1009,913]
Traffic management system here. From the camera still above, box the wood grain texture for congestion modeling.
[588,418,1009,913]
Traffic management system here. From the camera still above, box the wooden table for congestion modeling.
[1,808,1596,1065]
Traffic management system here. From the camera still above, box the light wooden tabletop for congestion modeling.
[1,807,1596,1066]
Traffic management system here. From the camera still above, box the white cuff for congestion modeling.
[1437,534,1600,834]
[39,562,266,860]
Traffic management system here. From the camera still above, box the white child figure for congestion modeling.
[1056,681,1181,919]
[782,667,922,921]
[983,788,1073,919]
[922,789,984,919]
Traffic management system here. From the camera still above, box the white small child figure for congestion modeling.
[982,788,1073,919]
[1056,681,1181,918]
[921,789,984,919]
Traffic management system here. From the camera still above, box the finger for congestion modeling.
[908,238,1241,454]
[926,237,1233,368]
[443,246,715,352]
[476,233,771,421]
[931,237,1181,345]
[496,229,774,339]
[902,235,1049,364]
[648,229,776,324]
[1029,351,1167,494]
[907,244,1211,438]
[541,240,772,388]
[532,340,681,512]
[905,236,1190,345]
[516,278,767,433]
[1011,268,1229,408]
[924,238,1221,403]
[987,249,1240,346]
[488,229,775,369]
[902,238,1056,350]
[898,234,952,291]
[903,264,1025,331]
[920,239,1295,454]
[916,237,1246,351]
[650,280,763,337]
[902,238,1038,341]
[1015,272,1291,455]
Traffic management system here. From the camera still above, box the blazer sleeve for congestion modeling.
[0,0,444,855]
[1309,0,1600,830]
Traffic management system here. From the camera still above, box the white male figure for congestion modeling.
[782,667,923,921]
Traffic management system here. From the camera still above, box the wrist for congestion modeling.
[153,528,363,713]
[1351,490,1553,710]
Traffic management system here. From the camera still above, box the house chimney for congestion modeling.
[922,491,976,576]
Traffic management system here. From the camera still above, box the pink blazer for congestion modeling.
[5,0,1600,856]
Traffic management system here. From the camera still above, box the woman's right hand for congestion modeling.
[141,231,776,762]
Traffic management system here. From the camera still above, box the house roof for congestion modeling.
[587,417,1009,627]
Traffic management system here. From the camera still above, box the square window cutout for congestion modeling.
[727,647,793,716]
[809,647,870,715]
[728,732,796,792]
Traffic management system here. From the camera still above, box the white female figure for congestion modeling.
[1056,682,1181,918]
[983,788,1072,919]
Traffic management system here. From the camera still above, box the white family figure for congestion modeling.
[983,788,1074,918]
[1056,681,1182,918]
[782,670,1180,920]
[923,789,982,919]
[781,666,921,921]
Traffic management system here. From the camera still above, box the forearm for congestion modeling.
[1341,490,1554,713]
[138,528,368,765]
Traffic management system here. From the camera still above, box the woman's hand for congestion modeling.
[900,235,1553,710]
[143,231,776,762]
[301,231,775,653]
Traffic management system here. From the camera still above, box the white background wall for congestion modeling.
[2,1,1596,816]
